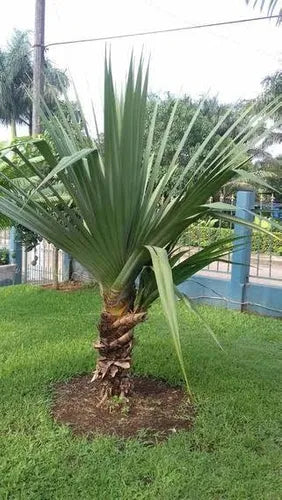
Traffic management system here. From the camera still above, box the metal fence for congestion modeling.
[180,192,282,283]
[0,229,63,285]
[22,241,63,284]
[250,195,282,282]
[180,193,236,276]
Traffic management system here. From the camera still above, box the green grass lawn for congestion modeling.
[0,285,281,499]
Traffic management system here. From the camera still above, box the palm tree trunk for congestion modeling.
[92,290,146,399]
[10,119,17,141]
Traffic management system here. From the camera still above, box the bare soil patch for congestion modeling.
[52,375,195,442]
[41,281,93,292]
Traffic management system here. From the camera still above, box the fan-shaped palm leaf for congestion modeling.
[0,55,281,400]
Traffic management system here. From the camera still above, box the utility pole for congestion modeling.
[32,0,46,136]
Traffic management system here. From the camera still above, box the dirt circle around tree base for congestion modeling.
[52,375,195,442]
[41,281,87,292]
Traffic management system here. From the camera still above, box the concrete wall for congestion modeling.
[179,273,282,318]
[71,259,94,283]
[245,282,282,317]
[178,274,230,309]
[0,264,16,287]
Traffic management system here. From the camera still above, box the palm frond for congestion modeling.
[0,54,281,389]
[246,0,281,16]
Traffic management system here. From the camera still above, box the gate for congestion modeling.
[250,195,282,282]
[0,229,63,286]
[22,240,63,284]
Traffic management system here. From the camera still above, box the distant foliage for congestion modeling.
[15,225,42,252]
[0,247,9,265]
[181,225,282,255]
[0,30,69,136]
[145,94,250,195]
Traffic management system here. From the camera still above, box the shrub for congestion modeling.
[0,248,9,265]
[181,226,282,255]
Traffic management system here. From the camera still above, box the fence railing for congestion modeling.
[22,241,63,285]
[250,195,282,282]
[180,193,236,276]
[0,229,63,285]
[179,191,282,318]
[179,192,282,283]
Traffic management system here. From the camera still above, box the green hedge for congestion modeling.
[0,248,9,265]
[180,226,282,256]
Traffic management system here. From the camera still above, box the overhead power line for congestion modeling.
[43,15,281,49]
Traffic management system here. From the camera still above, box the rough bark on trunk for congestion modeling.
[92,292,146,400]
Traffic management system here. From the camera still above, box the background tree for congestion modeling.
[246,0,282,20]
[146,93,251,197]
[0,138,48,250]
[0,30,69,139]
[146,76,281,199]
[243,70,282,198]
[0,31,31,139]
[0,30,71,274]
[260,70,282,147]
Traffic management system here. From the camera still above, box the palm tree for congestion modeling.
[0,31,32,139]
[228,71,282,196]
[0,30,69,139]
[0,56,279,401]
[246,0,282,17]
[224,151,282,195]
[260,71,282,151]
[250,150,282,192]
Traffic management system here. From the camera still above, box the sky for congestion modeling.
[0,0,281,140]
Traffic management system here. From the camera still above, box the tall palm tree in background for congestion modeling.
[248,71,282,196]
[0,56,280,401]
[260,71,282,149]
[0,30,69,140]
[225,66,282,196]
[246,0,282,18]
[0,31,31,140]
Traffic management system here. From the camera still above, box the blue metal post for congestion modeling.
[9,226,22,285]
[9,226,16,264]
[62,252,71,281]
[229,190,255,310]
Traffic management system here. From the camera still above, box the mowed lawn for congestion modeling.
[0,285,281,500]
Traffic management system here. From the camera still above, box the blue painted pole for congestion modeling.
[9,226,16,264]
[62,252,71,281]
[229,190,255,310]
[9,227,22,285]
